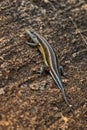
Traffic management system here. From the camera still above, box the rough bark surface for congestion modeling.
[0,0,87,129]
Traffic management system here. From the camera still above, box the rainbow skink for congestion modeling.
[26,30,73,111]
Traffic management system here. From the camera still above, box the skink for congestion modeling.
[26,30,73,111]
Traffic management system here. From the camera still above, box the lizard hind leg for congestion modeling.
[37,64,50,75]
[59,66,65,76]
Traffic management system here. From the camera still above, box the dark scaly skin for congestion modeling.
[26,30,73,111]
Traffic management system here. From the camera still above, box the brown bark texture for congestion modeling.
[0,0,87,129]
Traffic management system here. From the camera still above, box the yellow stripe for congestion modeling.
[38,43,48,66]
